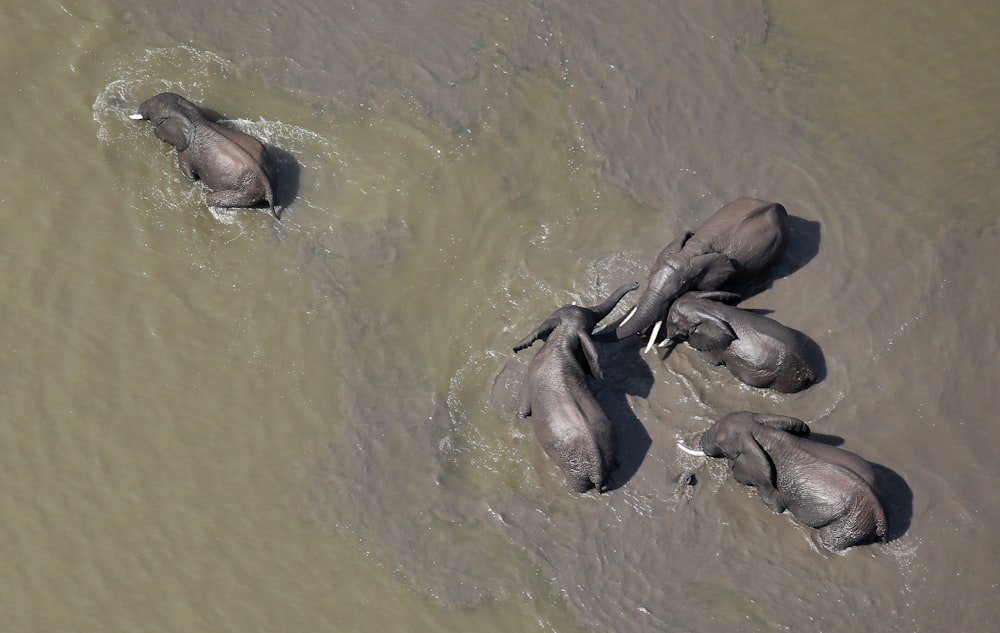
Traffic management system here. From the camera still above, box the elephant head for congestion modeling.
[660,290,743,352]
[130,92,200,152]
[514,281,639,379]
[676,412,809,495]
[688,412,811,487]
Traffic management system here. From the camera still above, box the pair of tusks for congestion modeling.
[618,307,673,354]
[129,113,144,120]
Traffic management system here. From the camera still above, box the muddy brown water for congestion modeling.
[3,0,999,630]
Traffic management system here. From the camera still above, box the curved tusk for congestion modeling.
[643,320,663,353]
[676,441,706,457]
[618,305,638,326]
[129,113,144,120]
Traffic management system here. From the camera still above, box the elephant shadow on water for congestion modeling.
[266,144,301,212]
[780,215,823,275]
[719,215,823,304]
[807,431,913,544]
[592,339,656,491]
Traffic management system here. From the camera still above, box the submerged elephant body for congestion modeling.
[601,197,788,348]
[663,291,817,393]
[514,283,638,492]
[131,92,279,218]
[683,412,888,551]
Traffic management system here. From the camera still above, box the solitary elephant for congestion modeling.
[660,291,817,393]
[678,411,888,551]
[597,197,788,351]
[130,92,279,219]
[513,282,639,493]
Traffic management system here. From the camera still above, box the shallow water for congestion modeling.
[3,0,999,631]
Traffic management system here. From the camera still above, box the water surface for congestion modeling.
[2,0,998,631]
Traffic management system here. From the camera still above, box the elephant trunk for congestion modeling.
[594,285,675,342]
[586,281,640,321]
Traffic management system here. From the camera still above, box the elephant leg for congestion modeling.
[178,157,198,181]
[814,517,863,552]
[756,486,787,514]
[696,350,725,366]
[814,492,887,551]
[205,188,260,209]
[515,386,532,419]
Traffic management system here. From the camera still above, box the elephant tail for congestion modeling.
[855,483,890,545]
[874,499,889,543]
[266,186,280,220]
[260,164,280,220]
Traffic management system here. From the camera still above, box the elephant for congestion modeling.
[513,281,639,493]
[659,290,817,393]
[130,92,279,219]
[596,197,788,351]
[678,411,888,551]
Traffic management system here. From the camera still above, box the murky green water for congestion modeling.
[2,0,999,631]
[758,1,1000,220]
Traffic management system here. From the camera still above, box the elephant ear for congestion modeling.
[752,413,810,437]
[663,230,693,254]
[691,290,743,305]
[686,313,736,352]
[153,115,194,151]
[731,433,776,490]
[689,253,737,289]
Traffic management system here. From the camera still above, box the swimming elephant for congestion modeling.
[597,197,788,351]
[130,92,279,219]
[513,282,639,493]
[678,411,888,551]
[659,291,817,393]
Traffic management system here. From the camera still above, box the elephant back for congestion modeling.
[690,197,788,277]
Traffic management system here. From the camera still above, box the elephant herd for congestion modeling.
[513,197,891,552]
[131,93,891,553]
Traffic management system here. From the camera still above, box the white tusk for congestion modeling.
[657,338,672,348]
[619,305,638,326]
[676,442,706,457]
[643,320,663,353]
[129,113,144,120]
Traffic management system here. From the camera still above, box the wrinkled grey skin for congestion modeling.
[513,282,639,493]
[131,93,279,219]
[598,197,788,345]
[687,411,888,551]
[661,291,817,393]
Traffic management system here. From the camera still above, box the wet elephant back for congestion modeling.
[778,462,868,528]
[688,197,788,275]
[764,432,879,493]
[188,122,270,190]
[209,121,270,165]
